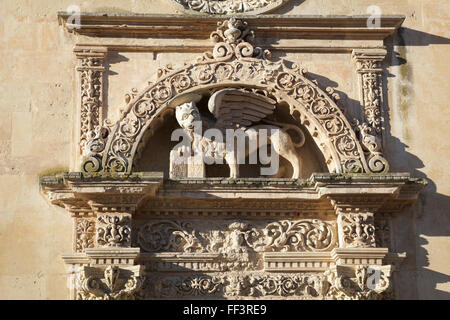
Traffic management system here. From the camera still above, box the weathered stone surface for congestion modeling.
[0,0,449,300]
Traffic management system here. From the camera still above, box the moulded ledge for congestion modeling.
[57,12,405,40]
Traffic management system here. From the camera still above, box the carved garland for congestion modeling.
[81,18,389,175]
[145,273,326,298]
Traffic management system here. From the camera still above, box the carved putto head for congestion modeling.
[175,102,201,131]
[224,18,243,43]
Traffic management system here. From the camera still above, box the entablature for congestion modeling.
[41,172,426,216]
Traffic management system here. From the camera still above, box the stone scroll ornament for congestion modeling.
[137,219,336,271]
[77,266,143,300]
[169,0,290,15]
[173,89,307,178]
[81,18,389,175]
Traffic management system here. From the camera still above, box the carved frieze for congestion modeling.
[137,219,336,271]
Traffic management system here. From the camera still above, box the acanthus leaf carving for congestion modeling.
[77,266,143,300]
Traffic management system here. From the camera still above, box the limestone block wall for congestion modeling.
[0,0,448,299]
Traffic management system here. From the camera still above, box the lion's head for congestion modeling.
[175,102,201,131]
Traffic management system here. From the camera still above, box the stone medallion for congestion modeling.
[169,0,290,15]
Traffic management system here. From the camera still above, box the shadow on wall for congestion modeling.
[103,52,130,120]
[384,27,450,299]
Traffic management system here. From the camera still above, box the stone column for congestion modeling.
[325,195,393,299]
[73,204,142,300]
[352,49,387,136]
[74,47,107,156]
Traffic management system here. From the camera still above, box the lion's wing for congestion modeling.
[208,89,276,128]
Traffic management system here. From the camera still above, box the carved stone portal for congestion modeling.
[41,16,425,300]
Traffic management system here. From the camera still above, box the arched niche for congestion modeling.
[82,18,388,176]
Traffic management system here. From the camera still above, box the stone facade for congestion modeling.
[0,0,449,300]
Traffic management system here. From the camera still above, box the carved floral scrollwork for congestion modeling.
[375,217,391,248]
[75,218,95,252]
[145,273,327,298]
[97,215,131,247]
[362,72,381,130]
[171,0,288,15]
[325,266,392,300]
[246,220,335,252]
[339,213,376,248]
[76,50,106,157]
[137,221,202,253]
[352,49,386,136]
[77,266,143,300]
[356,121,389,173]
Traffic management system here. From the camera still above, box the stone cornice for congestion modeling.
[40,172,426,215]
[57,12,405,40]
